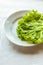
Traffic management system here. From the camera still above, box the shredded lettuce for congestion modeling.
[16,10,43,44]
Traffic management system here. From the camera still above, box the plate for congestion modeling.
[4,10,37,47]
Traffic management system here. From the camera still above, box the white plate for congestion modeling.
[4,10,37,47]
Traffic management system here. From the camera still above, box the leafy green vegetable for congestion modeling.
[16,10,43,44]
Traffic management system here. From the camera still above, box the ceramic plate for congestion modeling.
[4,10,37,47]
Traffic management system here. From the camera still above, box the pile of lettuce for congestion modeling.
[16,10,43,44]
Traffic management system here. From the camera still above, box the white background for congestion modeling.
[0,0,43,65]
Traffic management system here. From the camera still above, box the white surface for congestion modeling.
[0,0,43,65]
